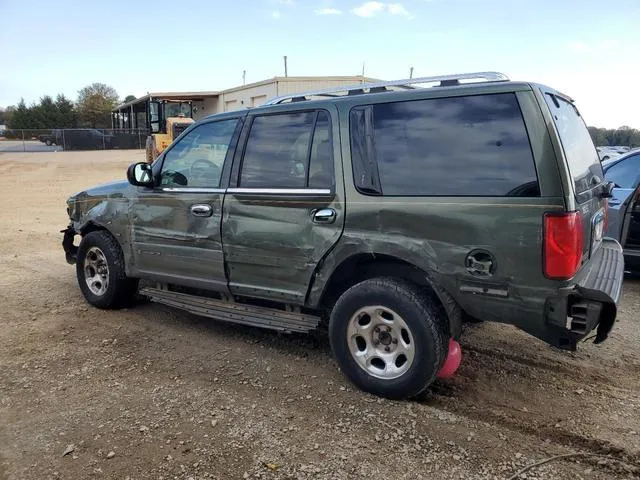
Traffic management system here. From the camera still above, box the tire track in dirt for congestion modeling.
[426,392,640,477]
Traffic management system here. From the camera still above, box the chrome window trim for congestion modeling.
[227,188,332,195]
[161,187,226,193]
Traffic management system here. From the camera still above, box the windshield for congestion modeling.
[544,92,603,196]
[164,102,192,118]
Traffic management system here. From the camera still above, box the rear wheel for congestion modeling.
[329,277,448,399]
[76,231,138,309]
[45,139,52,146]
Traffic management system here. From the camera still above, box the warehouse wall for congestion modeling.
[219,83,279,112]
[193,97,219,119]
[276,77,367,96]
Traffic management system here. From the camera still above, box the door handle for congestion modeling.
[190,204,213,217]
[313,208,336,224]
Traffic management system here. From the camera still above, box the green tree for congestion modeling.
[55,94,77,127]
[588,126,640,148]
[8,99,31,129]
[77,83,119,128]
[2,106,15,127]
[124,95,137,103]
[33,95,57,129]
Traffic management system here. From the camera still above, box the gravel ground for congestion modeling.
[1,151,639,480]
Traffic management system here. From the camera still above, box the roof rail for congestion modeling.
[263,71,509,106]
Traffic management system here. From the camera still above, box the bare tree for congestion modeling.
[77,83,119,128]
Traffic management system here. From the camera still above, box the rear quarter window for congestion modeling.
[350,93,539,196]
[543,93,603,195]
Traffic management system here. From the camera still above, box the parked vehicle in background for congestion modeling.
[38,130,61,146]
[62,129,114,151]
[603,150,640,273]
[597,145,630,162]
[62,71,625,399]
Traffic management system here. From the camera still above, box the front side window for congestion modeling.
[350,93,539,197]
[605,154,640,189]
[164,102,192,118]
[160,119,238,188]
[240,111,333,188]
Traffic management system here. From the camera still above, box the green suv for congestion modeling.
[62,72,624,399]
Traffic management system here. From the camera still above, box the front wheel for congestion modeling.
[76,231,138,309]
[329,278,448,399]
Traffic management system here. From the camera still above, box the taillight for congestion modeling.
[543,211,583,280]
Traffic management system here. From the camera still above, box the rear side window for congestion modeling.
[239,111,334,188]
[350,93,539,196]
[543,93,603,195]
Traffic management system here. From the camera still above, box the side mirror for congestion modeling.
[127,162,154,187]
[601,181,616,198]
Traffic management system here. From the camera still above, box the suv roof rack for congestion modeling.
[263,71,510,106]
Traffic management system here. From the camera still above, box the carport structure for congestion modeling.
[111,91,220,134]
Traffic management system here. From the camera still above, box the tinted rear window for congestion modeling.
[543,93,603,195]
[350,93,539,196]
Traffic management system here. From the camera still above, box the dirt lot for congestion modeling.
[1,151,639,480]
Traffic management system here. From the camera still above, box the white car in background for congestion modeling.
[597,146,629,162]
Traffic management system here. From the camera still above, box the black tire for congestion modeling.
[76,230,139,309]
[329,277,448,399]
[45,139,52,146]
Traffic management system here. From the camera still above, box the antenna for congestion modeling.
[283,56,288,77]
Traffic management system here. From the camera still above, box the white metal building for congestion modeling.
[112,76,377,129]
[206,76,377,117]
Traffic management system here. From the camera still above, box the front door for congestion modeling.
[222,108,344,304]
[131,117,241,291]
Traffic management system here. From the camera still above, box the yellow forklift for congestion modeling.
[145,99,195,163]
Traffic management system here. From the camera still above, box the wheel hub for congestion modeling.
[84,246,110,296]
[378,330,392,346]
[347,306,416,380]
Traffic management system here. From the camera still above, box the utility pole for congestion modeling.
[410,66,414,79]
[361,62,365,81]
[283,56,288,77]
[243,70,246,85]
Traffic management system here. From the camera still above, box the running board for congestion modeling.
[139,287,320,333]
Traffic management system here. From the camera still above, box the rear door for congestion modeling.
[542,92,608,260]
[222,107,344,304]
[603,153,640,242]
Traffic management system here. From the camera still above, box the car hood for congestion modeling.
[69,179,131,200]
[67,179,133,222]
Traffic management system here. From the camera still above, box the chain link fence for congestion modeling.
[0,129,148,153]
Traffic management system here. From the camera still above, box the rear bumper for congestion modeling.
[577,238,624,304]
[544,238,624,350]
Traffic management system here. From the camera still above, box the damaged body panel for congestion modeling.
[64,180,134,268]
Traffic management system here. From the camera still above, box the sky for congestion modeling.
[1,0,639,128]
